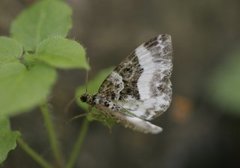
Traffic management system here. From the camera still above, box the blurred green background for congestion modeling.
[1,0,240,168]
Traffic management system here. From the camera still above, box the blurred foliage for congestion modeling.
[0,0,89,165]
[35,37,89,69]
[10,0,72,51]
[207,47,240,115]
[75,67,116,128]
[0,116,20,164]
[0,37,22,65]
[0,0,88,117]
[0,62,57,116]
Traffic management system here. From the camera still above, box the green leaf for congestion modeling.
[10,0,72,51]
[0,37,23,65]
[75,67,116,128]
[0,63,57,116]
[0,116,20,164]
[35,37,89,69]
[207,48,240,115]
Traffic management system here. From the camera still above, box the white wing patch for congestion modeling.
[121,35,173,120]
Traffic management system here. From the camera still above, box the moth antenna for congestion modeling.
[66,57,91,121]
[85,57,90,93]
[65,113,88,124]
[64,97,76,114]
[66,105,93,124]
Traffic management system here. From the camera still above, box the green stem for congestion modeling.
[40,103,64,167]
[17,138,52,168]
[66,118,89,168]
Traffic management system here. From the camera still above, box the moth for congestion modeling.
[80,34,173,134]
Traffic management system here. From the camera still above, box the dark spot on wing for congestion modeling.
[157,85,164,92]
[144,36,158,48]
[132,56,138,64]
[159,34,168,42]
[126,88,132,94]
[91,95,97,105]
[125,67,130,71]
[104,101,109,107]
[111,93,116,99]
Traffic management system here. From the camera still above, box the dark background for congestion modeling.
[1,0,240,168]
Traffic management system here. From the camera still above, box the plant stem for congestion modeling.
[66,118,89,168]
[40,103,64,167]
[17,138,52,168]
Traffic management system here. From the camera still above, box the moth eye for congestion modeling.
[80,95,87,102]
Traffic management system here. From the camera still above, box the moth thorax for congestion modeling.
[80,93,94,105]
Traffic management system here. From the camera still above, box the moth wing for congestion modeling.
[124,116,163,134]
[98,34,173,120]
[111,111,162,134]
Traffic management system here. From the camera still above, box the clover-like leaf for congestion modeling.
[0,62,57,116]
[0,37,23,65]
[35,37,89,69]
[10,0,72,51]
[0,116,20,164]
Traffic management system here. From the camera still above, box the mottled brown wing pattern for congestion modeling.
[97,51,143,101]
[97,34,173,120]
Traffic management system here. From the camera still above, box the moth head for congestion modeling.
[80,93,95,105]
[80,93,89,102]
